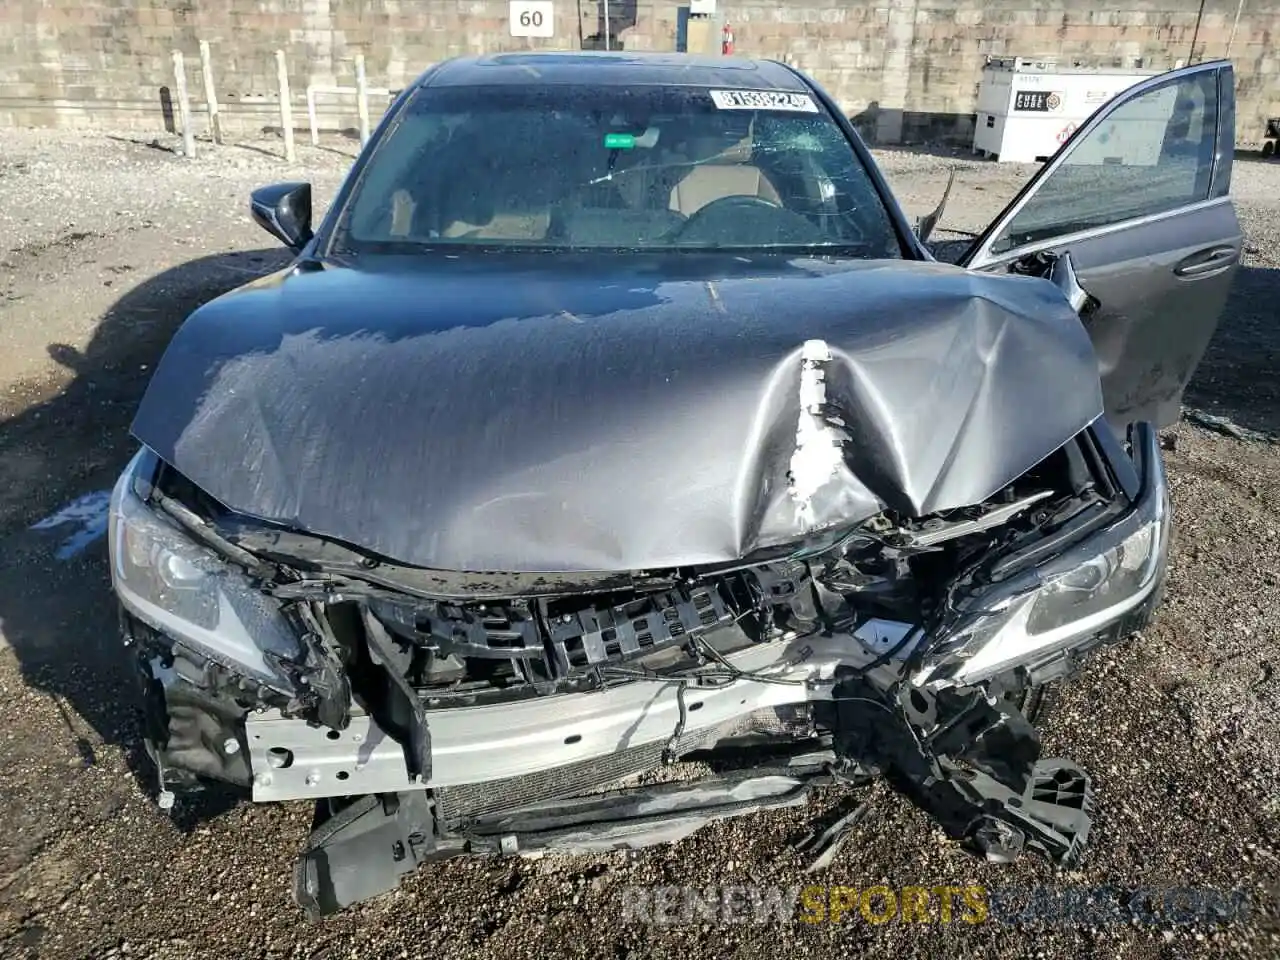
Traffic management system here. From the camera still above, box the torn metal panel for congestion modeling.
[788,338,846,530]
[124,612,262,793]
[131,253,1102,572]
[360,606,431,783]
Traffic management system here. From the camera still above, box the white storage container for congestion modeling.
[972,57,1162,163]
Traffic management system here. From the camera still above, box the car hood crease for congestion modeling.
[130,255,1104,572]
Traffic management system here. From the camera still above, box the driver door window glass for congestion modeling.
[991,72,1219,255]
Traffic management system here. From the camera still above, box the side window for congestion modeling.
[990,72,1220,255]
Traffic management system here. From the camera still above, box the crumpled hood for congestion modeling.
[131,254,1104,572]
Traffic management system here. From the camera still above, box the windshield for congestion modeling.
[335,83,903,257]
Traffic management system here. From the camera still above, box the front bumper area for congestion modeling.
[115,425,1170,916]
[292,758,1096,919]
[245,631,867,803]
[127,597,1152,918]
[294,773,817,918]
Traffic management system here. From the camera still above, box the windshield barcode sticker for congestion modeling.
[710,89,819,113]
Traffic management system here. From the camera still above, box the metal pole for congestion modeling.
[355,53,370,146]
[172,50,195,159]
[1188,0,1208,64]
[276,50,296,162]
[1226,0,1247,58]
[307,85,319,146]
[603,0,611,51]
[199,40,221,145]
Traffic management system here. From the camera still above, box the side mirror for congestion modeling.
[250,182,314,250]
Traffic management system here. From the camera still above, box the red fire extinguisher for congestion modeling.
[722,22,734,56]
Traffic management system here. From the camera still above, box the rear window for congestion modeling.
[337,83,902,257]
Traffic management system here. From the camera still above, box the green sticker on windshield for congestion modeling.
[603,132,636,149]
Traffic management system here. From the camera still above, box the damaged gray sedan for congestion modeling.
[108,53,1241,915]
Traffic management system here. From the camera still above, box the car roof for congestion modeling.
[418,52,810,92]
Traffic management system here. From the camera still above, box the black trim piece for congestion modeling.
[1211,64,1235,199]
[986,499,1116,583]
[360,608,432,782]
[294,792,449,920]
[1089,420,1141,502]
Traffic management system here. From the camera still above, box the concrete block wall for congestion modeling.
[722,0,1280,143]
[0,0,1276,145]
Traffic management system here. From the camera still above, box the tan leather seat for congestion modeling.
[386,189,550,240]
[441,212,550,240]
[668,137,780,216]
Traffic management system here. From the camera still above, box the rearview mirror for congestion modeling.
[250,182,314,250]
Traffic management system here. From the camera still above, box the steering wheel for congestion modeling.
[670,194,819,246]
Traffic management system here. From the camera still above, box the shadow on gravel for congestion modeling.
[1185,263,1280,438]
[0,246,290,824]
[1233,149,1280,165]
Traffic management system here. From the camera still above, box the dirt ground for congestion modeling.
[0,127,1278,960]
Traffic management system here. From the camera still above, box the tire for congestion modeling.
[1263,140,1276,159]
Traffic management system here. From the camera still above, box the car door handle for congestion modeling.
[1174,245,1239,278]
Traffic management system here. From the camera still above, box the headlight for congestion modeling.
[917,425,1170,686]
[1025,516,1164,635]
[109,450,301,687]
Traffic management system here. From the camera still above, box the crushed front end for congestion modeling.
[109,410,1168,916]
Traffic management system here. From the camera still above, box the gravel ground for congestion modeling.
[0,127,1278,959]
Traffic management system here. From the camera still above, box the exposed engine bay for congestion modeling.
[250,428,1112,714]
